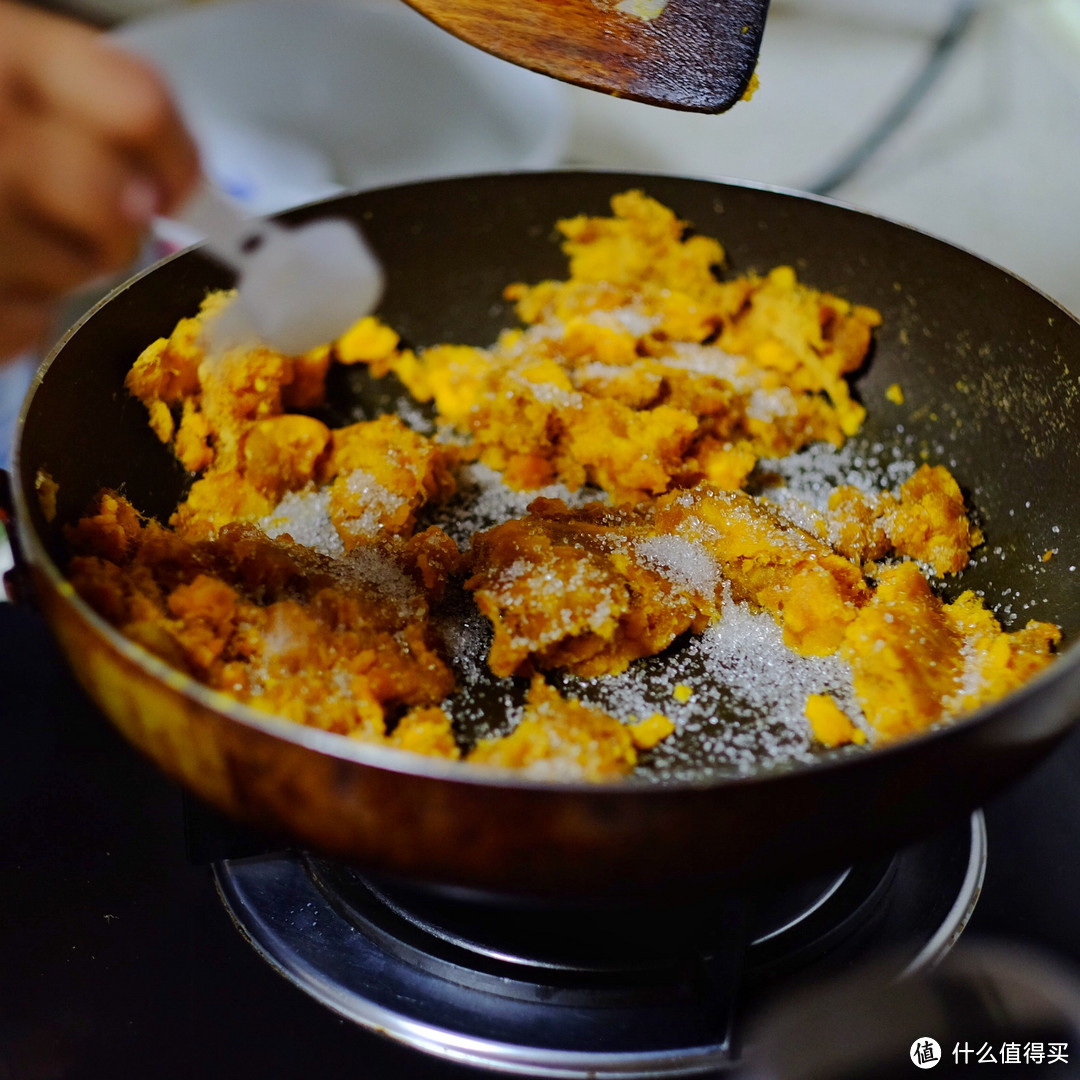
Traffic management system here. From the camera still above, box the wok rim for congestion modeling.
[13,168,1080,797]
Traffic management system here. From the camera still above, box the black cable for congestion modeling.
[806,0,982,197]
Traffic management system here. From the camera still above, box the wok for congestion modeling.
[10,172,1080,901]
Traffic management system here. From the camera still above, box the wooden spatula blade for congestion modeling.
[403,0,768,113]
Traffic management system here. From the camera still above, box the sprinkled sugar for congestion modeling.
[941,636,989,715]
[633,535,719,596]
[747,385,798,423]
[756,440,918,530]
[259,489,344,557]
[415,438,916,778]
[339,469,409,542]
[661,342,747,382]
[510,370,583,409]
[393,395,435,434]
[430,462,606,549]
[556,585,866,780]
[486,559,619,651]
[586,305,660,337]
[250,410,990,780]
[346,545,421,616]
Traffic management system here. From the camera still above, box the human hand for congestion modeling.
[0,1,199,362]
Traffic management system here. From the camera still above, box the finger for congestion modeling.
[0,291,53,363]
[0,195,103,296]
[89,42,201,214]
[4,118,148,275]
[10,10,200,213]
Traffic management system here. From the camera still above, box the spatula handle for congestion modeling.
[175,180,284,274]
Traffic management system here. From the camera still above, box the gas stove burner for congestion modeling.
[213,812,985,1078]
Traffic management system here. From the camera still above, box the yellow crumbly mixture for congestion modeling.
[387,191,879,501]
[66,490,460,741]
[62,190,1060,778]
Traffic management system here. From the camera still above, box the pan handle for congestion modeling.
[0,468,35,606]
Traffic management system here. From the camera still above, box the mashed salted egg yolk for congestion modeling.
[67,189,1060,777]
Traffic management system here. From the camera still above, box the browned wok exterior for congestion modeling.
[13,173,1080,901]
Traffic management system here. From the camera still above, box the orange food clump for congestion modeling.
[469,676,640,781]
[466,498,715,678]
[940,589,1062,715]
[628,713,677,749]
[842,563,971,740]
[318,415,456,552]
[805,694,866,748]
[653,485,871,657]
[841,562,1059,742]
[126,293,340,461]
[241,415,332,501]
[125,292,454,550]
[825,464,983,576]
[66,492,456,740]
[389,707,461,760]
[335,315,400,368]
[882,464,984,575]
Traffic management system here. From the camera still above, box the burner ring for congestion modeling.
[902,809,986,974]
[213,812,986,1078]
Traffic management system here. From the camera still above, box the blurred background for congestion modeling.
[3,0,1080,475]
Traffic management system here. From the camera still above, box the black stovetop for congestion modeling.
[3,601,1080,1079]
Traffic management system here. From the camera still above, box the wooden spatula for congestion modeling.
[402,0,769,113]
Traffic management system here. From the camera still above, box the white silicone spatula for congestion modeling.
[173,181,385,356]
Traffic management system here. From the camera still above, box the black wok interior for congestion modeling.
[17,171,1080,773]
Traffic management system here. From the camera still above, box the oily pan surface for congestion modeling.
[18,173,1080,783]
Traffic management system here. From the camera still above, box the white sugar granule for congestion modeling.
[746,385,799,423]
[585,305,659,337]
[633,535,719,596]
[760,493,825,539]
[256,605,305,663]
[344,546,422,617]
[572,361,654,385]
[259,488,344,558]
[557,585,864,779]
[661,342,747,383]
[941,636,987,715]
[758,441,917,512]
[511,372,583,409]
[338,469,408,542]
[431,462,606,548]
[393,395,435,434]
